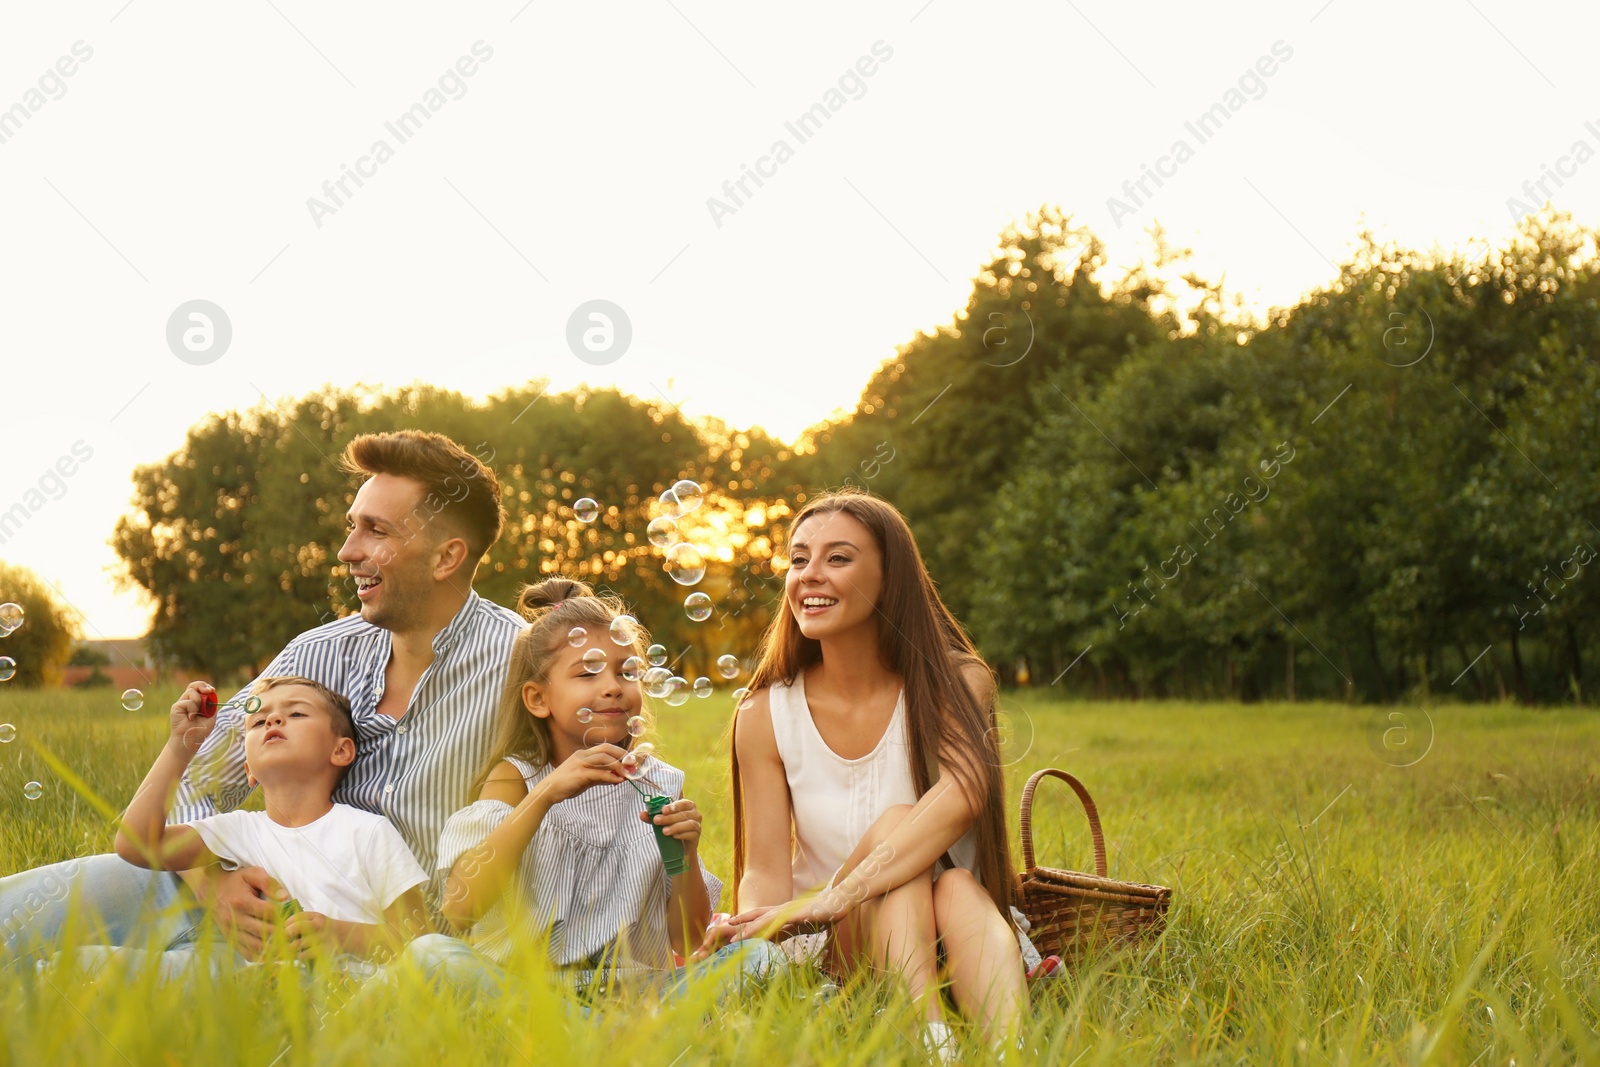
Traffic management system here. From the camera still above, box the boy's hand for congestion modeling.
[169,681,219,755]
[541,744,627,804]
[174,866,287,960]
[283,910,332,960]
[641,796,702,855]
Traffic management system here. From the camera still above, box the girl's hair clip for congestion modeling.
[548,601,564,610]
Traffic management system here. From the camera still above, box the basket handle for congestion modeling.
[1019,768,1108,878]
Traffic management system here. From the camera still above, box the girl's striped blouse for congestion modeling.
[435,754,723,971]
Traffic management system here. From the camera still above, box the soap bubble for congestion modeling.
[244,696,262,714]
[573,498,600,523]
[733,687,751,703]
[658,488,683,520]
[646,644,668,667]
[670,479,704,514]
[23,781,43,801]
[692,677,712,698]
[626,715,648,737]
[0,603,22,633]
[567,626,588,647]
[582,648,607,674]
[620,656,646,682]
[684,592,713,622]
[717,654,740,679]
[0,657,15,682]
[0,724,15,743]
[647,516,680,549]
[664,677,690,707]
[609,615,641,646]
[622,742,655,779]
[576,707,593,724]
[665,543,706,586]
[642,667,673,698]
[121,688,144,711]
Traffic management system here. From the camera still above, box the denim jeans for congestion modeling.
[400,933,788,1008]
[59,942,249,985]
[0,853,200,968]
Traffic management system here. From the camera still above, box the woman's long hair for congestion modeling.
[730,488,1013,913]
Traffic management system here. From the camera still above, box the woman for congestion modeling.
[716,488,1026,1051]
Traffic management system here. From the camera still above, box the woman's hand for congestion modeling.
[640,796,702,854]
[540,743,627,804]
[724,893,845,944]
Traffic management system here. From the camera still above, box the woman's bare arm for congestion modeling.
[733,689,796,911]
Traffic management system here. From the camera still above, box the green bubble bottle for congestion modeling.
[645,795,686,875]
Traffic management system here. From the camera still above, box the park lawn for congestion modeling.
[1,685,1596,1065]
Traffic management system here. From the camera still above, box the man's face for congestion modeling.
[336,474,442,631]
[242,685,352,788]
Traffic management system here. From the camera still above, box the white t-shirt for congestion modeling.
[191,803,428,924]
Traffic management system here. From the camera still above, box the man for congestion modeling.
[1,430,524,962]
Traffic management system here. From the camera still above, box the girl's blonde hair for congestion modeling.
[470,576,653,797]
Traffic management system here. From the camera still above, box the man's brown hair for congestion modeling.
[339,430,507,564]
[250,675,356,744]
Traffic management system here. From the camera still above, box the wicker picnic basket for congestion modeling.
[1016,768,1172,966]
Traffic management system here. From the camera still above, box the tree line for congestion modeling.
[12,205,1593,703]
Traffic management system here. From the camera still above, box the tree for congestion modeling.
[68,645,112,667]
[0,561,81,687]
[812,208,1181,630]
[111,383,804,683]
[104,208,1600,702]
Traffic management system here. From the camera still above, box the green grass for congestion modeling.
[2,686,1597,1065]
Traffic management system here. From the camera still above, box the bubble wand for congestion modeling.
[620,747,685,876]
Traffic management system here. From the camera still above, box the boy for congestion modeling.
[109,675,430,973]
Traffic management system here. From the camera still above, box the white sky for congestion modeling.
[1,0,1595,639]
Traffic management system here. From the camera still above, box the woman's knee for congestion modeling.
[930,868,986,916]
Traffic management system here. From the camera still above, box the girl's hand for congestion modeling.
[541,743,627,804]
[690,915,738,961]
[169,681,218,755]
[640,797,702,854]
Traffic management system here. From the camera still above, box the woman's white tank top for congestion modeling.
[767,670,979,893]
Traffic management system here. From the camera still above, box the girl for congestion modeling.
[716,488,1027,1051]
[413,577,780,1000]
